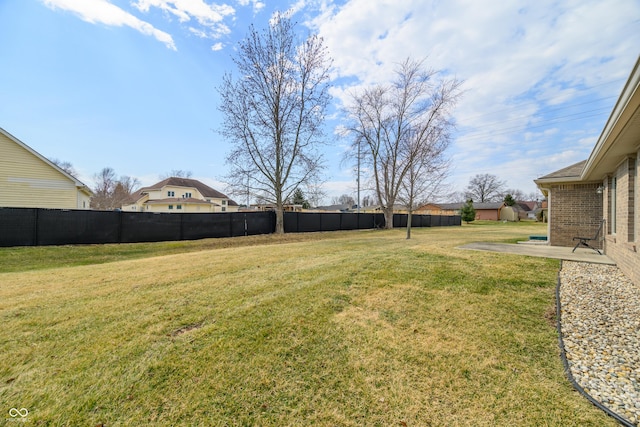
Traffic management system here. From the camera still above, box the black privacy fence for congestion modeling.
[0,207,461,247]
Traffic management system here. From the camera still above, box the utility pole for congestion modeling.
[357,137,361,214]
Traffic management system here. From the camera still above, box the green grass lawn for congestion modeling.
[0,222,615,426]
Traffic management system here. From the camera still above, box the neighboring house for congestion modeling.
[473,202,507,220]
[415,203,461,215]
[516,201,539,220]
[315,204,354,212]
[122,177,238,213]
[366,204,411,213]
[250,203,304,212]
[357,204,384,213]
[0,127,92,209]
[534,55,640,286]
[419,202,507,220]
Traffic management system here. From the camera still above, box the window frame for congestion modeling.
[610,176,617,235]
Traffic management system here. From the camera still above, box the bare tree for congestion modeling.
[50,158,77,177]
[219,14,332,233]
[503,188,542,202]
[304,179,326,208]
[112,175,141,208]
[448,191,468,203]
[160,170,192,179]
[504,188,526,202]
[91,168,140,210]
[400,158,451,239]
[465,174,506,203]
[344,58,461,230]
[118,175,141,194]
[361,194,375,207]
[91,167,117,210]
[331,194,355,206]
[398,77,460,238]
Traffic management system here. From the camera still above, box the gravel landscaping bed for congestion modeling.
[559,261,640,426]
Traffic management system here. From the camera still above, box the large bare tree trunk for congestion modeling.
[383,207,394,229]
[275,207,284,234]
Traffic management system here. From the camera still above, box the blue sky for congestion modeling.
[1,0,639,204]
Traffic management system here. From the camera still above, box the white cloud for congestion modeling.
[133,0,234,39]
[43,0,177,50]
[237,0,265,14]
[321,179,358,203]
[253,1,266,13]
[310,0,640,195]
[211,42,224,51]
[188,27,208,38]
[285,0,307,17]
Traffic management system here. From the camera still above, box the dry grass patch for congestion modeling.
[0,223,616,425]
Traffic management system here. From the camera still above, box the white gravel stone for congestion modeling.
[559,261,640,426]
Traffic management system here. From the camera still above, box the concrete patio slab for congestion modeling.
[458,242,615,265]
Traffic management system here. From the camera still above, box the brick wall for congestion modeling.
[549,183,603,247]
[476,209,499,221]
[604,156,639,286]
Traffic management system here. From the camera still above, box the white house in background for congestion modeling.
[0,127,92,209]
[122,177,239,213]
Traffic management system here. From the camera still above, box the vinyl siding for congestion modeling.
[146,203,214,213]
[0,132,80,209]
[162,185,202,199]
[128,185,239,213]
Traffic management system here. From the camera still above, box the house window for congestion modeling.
[168,191,175,197]
[169,205,173,210]
[184,192,192,198]
[610,177,617,235]
[177,205,182,210]
[222,207,226,212]
[222,200,227,205]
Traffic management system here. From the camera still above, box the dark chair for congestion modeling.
[572,219,605,254]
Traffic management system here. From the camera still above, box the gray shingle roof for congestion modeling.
[431,202,505,210]
[131,177,238,206]
[537,160,586,180]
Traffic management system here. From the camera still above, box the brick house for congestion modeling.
[419,202,506,220]
[535,56,639,285]
[416,203,462,216]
